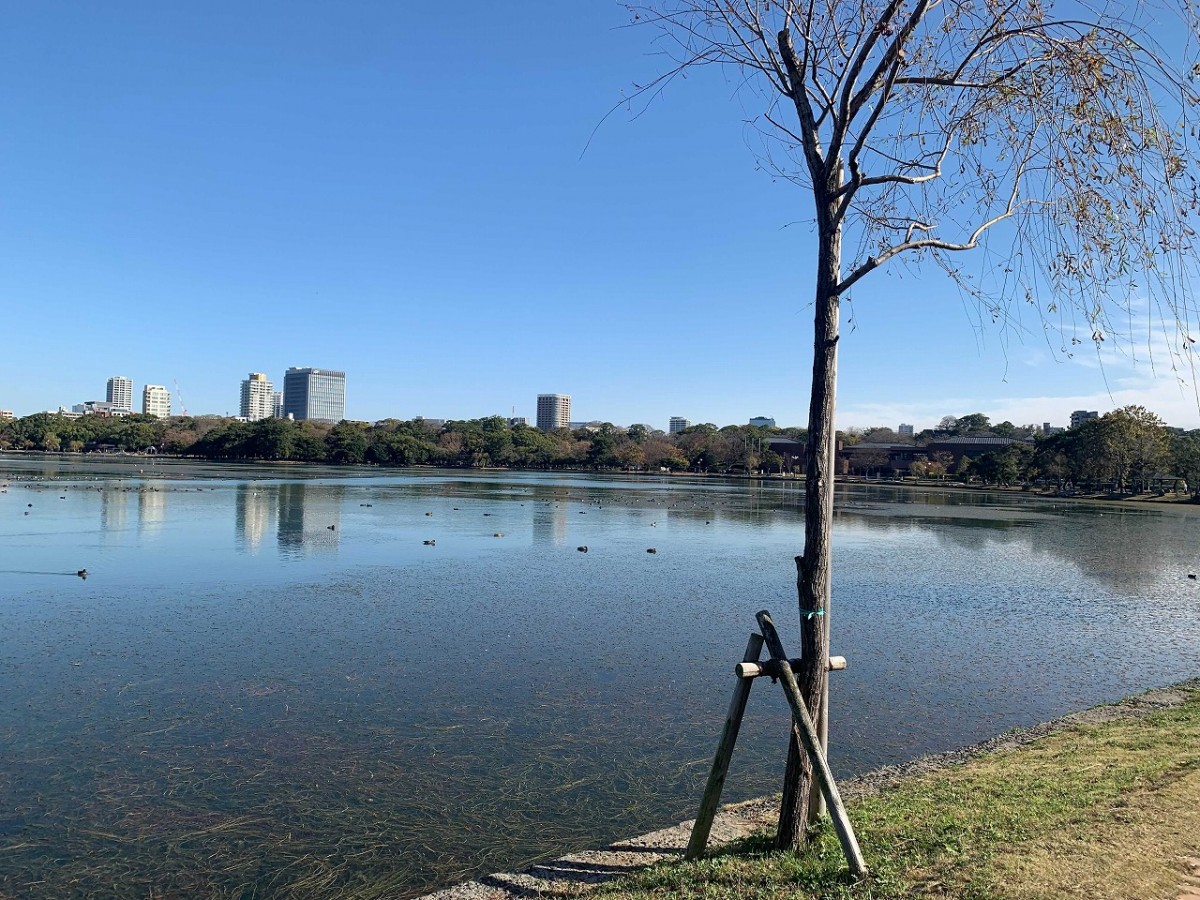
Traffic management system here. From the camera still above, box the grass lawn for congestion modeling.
[589,684,1200,899]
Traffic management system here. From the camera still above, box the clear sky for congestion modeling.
[3,1,1198,431]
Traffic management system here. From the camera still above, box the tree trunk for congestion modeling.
[776,188,841,850]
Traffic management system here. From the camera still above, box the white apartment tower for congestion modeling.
[106,376,134,411]
[142,385,171,418]
[536,394,571,431]
[240,373,275,421]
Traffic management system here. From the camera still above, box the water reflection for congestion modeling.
[532,502,569,545]
[99,487,128,533]
[235,484,275,552]
[276,482,342,556]
[137,487,167,537]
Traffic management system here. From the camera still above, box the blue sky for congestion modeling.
[3,1,1199,431]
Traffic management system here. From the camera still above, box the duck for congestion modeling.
[577,545,588,553]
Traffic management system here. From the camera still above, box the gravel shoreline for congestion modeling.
[416,679,1199,900]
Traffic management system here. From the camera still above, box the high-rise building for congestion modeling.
[536,394,571,431]
[142,385,171,418]
[1070,410,1099,428]
[106,376,133,411]
[272,392,284,419]
[283,368,346,422]
[240,373,275,421]
[898,423,914,437]
[669,416,690,434]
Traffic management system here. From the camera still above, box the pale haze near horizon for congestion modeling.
[2,1,1198,432]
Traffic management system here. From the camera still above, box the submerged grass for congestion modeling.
[592,684,1200,899]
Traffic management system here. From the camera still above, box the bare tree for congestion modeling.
[627,0,1200,849]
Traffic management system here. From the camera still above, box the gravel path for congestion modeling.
[417,679,1199,900]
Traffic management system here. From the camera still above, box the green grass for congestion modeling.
[585,686,1200,899]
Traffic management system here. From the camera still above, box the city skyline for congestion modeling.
[2,5,1199,431]
[5,368,1189,434]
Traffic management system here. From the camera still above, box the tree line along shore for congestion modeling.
[1,405,1198,498]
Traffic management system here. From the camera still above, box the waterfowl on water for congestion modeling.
[577,545,588,553]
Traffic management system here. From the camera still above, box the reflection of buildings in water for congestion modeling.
[532,502,569,546]
[137,487,167,536]
[235,484,276,552]
[100,488,129,533]
[276,482,343,555]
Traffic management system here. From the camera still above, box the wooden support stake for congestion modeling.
[735,656,846,679]
[685,632,764,860]
[756,610,867,879]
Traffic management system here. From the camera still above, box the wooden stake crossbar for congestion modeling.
[685,611,867,880]
[756,610,867,879]
[735,656,846,679]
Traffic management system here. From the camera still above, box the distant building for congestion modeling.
[283,368,346,422]
[508,416,528,427]
[1042,422,1065,435]
[0,409,13,421]
[669,416,690,434]
[537,394,571,431]
[898,423,914,437]
[240,373,275,421]
[142,385,171,419]
[1070,410,1100,428]
[748,416,776,428]
[272,392,284,419]
[72,400,129,417]
[106,376,133,411]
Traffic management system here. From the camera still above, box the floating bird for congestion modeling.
[1190,574,1197,580]
[425,512,433,516]
[646,548,657,554]
[327,525,336,530]
[577,545,588,553]
[77,569,88,579]
[494,532,504,538]
[423,539,436,546]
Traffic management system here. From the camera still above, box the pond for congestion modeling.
[2,455,1198,898]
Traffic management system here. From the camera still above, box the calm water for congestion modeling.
[2,455,1198,898]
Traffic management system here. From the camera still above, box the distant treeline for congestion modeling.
[844,407,1200,495]
[3,406,1198,493]
[0,413,805,472]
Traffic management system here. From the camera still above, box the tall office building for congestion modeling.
[669,416,690,434]
[536,394,571,431]
[240,373,275,421]
[272,392,284,419]
[898,423,914,437]
[106,376,134,411]
[1070,410,1099,428]
[142,385,171,418]
[283,368,346,422]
